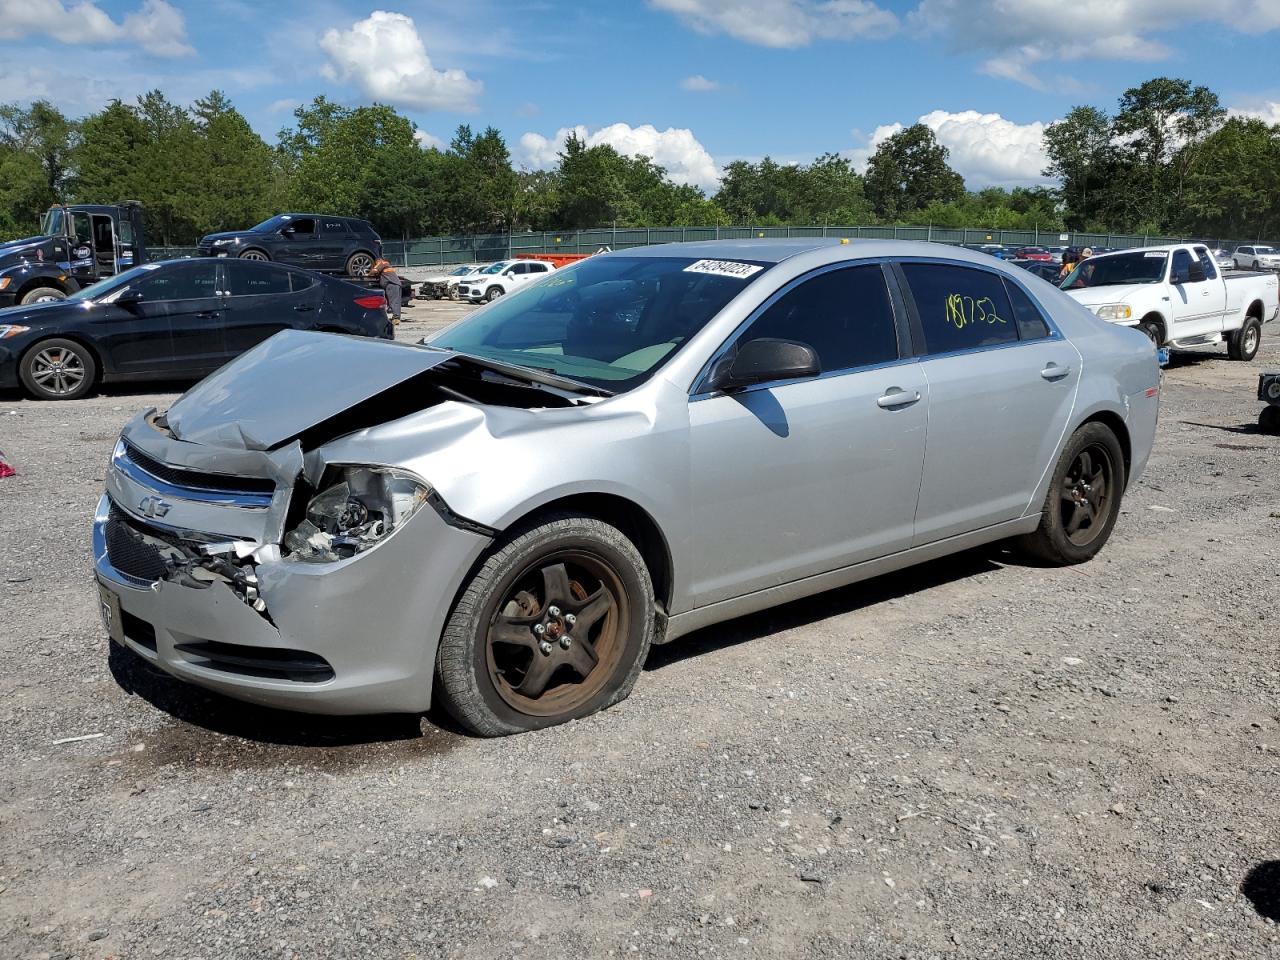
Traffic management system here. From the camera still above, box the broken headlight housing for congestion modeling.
[283,466,430,563]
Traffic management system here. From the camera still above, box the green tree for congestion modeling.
[1043,106,1115,230]
[864,124,964,221]
[1179,117,1280,238]
[73,101,150,206]
[191,90,277,235]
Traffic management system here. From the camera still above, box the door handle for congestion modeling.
[876,388,921,409]
[1040,363,1071,380]
[195,310,221,319]
[293,305,316,312]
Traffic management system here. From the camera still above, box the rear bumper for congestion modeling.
[94,493,492,714]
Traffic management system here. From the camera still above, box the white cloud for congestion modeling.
[650,0,897,48]
[267,97,301,114]
[0,0,193,56]
[319,11,481,112]
[848,110,1053,189]
[911,0,1280,88]
[681,74,721,92]
[1229,101,1280,126]
[414,129,445,150]
[519,123,721,191]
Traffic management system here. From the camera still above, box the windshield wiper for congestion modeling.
[419,345,614,398]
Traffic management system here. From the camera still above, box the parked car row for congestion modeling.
[0,257,391,400]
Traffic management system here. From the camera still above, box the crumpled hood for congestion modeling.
[1065,284,1144,309]
[164,329,452,451]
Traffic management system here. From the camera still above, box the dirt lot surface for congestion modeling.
[1,306,1278,959]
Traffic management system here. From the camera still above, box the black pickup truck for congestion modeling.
[0,202,147,308]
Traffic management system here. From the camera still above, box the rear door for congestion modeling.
[219,259,318,359]
[317,219,351,271]
[899,261,1080,545]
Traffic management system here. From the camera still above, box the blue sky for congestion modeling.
[2,0,1279,191]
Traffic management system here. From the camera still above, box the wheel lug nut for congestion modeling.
[564,613,576,626]
[533,623,545,635]
[559,636,571,649]
[548,605,561,618]
[538,641,553,656]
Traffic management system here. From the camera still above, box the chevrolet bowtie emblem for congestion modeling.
[138,496,171,519]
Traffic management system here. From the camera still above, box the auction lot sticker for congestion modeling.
[684,259,764,279]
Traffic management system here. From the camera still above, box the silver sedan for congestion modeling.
[95,240,1161,735]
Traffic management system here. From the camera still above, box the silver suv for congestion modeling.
[96,240,1160,735]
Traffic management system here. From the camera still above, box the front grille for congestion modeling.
[125,443,275,495]
[196,243,213,255]
[105,505,171,583]
[173,640,334,683]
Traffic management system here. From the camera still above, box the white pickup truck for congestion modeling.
[1064,243,1279,360]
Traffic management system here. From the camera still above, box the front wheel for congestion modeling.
[20,286,66,305]
[436,514,655,736]
[1259,406,1280,435]
[238,249,269,262]
[484,285,503,302]
[1136,319,1163,348]
[1016,422,1126,566]
[1228,317,1261,361]
[19,338,97,400]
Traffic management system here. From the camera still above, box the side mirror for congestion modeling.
[282,227,295,235]
[1187,261,1206,283]
[707,338,821,392]
[116,290,144,307]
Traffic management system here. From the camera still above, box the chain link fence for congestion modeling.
[151,225,1277,267]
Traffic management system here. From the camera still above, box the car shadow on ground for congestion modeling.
[108,642,468,759]
[646,546,1007,671]
[1242,861,1280,921]
[1178,419,1268,436]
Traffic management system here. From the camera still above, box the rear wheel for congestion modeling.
[19,286,66,305]
[1016,422,1126,566]
[19,338,97,400]
[1228,317,1261,361]
[1259,405,1280,435]
[436,514,654,736]
[239,249,269,262]
[346,251,374,276]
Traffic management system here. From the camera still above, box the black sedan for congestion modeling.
[0,257,391,400]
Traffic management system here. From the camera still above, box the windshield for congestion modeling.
[248,215,292,233]
[451,266,473,275]
[480,262,509,275]
[41,208,66,237]
[428,255,769,391]
[1061,251,1167,289]
[65,263,162,302]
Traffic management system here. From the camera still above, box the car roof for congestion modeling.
[616,238,845,263]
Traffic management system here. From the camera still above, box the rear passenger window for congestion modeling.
[322,220,348,234]
[738,264,899,374]
[1003,279,1051,340]
[228,264,291,296]
[900,263,1018,354]
[289,272,317,293]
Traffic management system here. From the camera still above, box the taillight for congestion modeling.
[354,295,385,309]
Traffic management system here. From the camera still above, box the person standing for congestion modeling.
[369,257,401,325]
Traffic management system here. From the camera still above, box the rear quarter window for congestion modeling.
[900,263,1019,354]
[1003,279,1051,340]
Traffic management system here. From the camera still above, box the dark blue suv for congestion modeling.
[197,214,383,276]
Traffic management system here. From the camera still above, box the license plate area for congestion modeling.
[97,581,125,644]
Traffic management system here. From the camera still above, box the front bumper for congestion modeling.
[94,488,492,715]
[0,344,18,388]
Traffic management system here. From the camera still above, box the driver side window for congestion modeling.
[1171,249,1193,284]
[288,218,317,236]
[136,263,219,301]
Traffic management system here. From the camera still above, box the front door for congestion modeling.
[1169,247,1227,337]
[898,261,1080,545]
[686,263,927,607]
[129,261,226,375]
[275,217,318,266]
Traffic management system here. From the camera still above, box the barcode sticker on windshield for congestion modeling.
[1144,252,1166,258]
[684,259,764,279]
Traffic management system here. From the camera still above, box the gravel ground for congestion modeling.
[1,306,1278,959]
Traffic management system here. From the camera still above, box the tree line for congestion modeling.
[1,76,1276,246]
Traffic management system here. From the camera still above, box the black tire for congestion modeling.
[346,251,375,276]
[484,285,503,302]
[1259,405,1280,435]
[436,513,655,736]
[19,286,66,305]
[1136,318,1163,348]
[19,338,97,400]
[1228,317,1262,361]
[238,249,269,262]
[1016,422,1126,566]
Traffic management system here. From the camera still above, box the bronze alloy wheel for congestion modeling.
[1060,443,1114,547]
[484,551,628,717]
